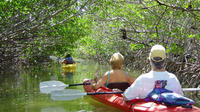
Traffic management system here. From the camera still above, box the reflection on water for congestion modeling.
[62,72,74,79]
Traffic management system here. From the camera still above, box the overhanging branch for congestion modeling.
[155,0,200,11]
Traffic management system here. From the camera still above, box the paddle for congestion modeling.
[50,89,123,101]
[39,81,90,94]
[50,88,200,101]
[50,55,84,63]
[49,56,63,64]
[40,80,200,94]
[182,88,200,92]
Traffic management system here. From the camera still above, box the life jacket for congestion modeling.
[145,80,194,107]
[65,57,73,64]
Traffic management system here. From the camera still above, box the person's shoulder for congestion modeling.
[133,73,151,84]
[141,71,153,77]
[103,71,109,76]
[136,72,152,80]
[166,71,177,78]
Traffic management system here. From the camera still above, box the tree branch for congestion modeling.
[155,0,200,11]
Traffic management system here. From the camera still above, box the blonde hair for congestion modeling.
[110,52,124,69]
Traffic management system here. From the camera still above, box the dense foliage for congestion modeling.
[75,0,200,87]
[0,0,199,88]
[0,0,92,71]
[77,0,199,66]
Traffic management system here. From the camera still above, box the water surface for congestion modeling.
[0,59,199,112]
[0,60,125,112]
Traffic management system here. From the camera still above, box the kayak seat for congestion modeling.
[107,82,130,91]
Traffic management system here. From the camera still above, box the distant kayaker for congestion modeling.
[62,53,75,64]
[84,52,134,91]
[123,45,183,100]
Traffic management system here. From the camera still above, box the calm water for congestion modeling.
[0,60,125,112]
[0,59,199,112]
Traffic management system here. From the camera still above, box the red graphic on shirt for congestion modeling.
[155,80,167,88]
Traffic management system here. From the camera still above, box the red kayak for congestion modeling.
[83,84,200,112]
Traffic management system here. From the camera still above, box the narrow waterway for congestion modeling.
[0,59,199,112]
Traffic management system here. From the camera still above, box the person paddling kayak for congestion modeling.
[84,52,134,91]
[123,44,194,107]
[61,53,76,77]
[62,53,75,64]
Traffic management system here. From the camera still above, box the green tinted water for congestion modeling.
[0,59,199,112]
[0,60,126,112]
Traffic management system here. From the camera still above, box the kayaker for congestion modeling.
[62,53,75,64]
[85,52,134,91]
[123,44,184,100]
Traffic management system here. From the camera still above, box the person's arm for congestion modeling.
[94,74,101,82]
[173,76,184,95]
[71,57,75,64]
[62,59,66,64]
[92,72,108,89]
[123,75,144,100]
[123,83,137,100]
[123,94,129,101]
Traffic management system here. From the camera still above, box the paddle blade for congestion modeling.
[49,56,58,61]
[40,81,68,94]
[51,89,87,101]
[49,56,63,63]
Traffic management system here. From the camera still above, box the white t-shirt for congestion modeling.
[124,70,183,100]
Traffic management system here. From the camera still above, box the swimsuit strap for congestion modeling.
[126,72,129,78]
[105,72,129,87]
[105,72,110,87]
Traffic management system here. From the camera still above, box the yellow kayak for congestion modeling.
[62,63,76,72]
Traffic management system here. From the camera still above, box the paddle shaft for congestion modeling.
[49,56,64,64]
[50,89,123,101]
[86,88,200,95]
[50,88,199,101]
[182,88,200,91]
[87,91,123,95]
[69,83,90,87]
